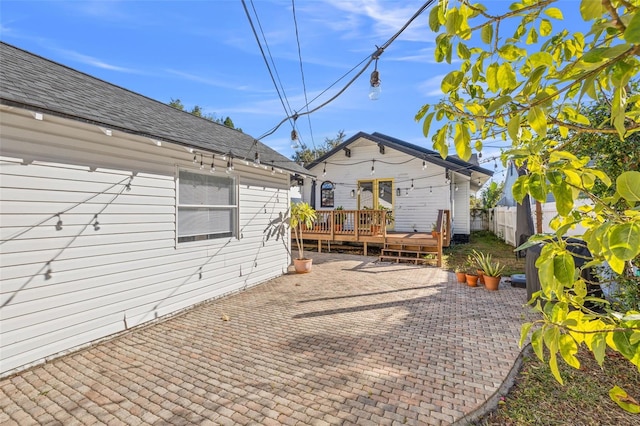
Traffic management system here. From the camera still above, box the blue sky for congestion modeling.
[0,0,587,185]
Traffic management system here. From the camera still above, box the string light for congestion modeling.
[422,160,427,170]
[193,153,198,164]
[396,188,401,197]
[410,179,414,191]
[254,152,261,167]
[44,263,52,280]
[271,161,276,175]
[430,186,433,193]
[370,160,375,176]
[226,159,233,174]
[350,189,355,198]
[210,154,216,173]
[199,153,204,170]
[455,185,459,191]
[93,214,100,231]
[369,55,381,100]
[55,214,63,231]
[380,186,384,197]
[323,162,327,178]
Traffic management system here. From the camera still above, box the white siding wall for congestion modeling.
[303,137,452,233]
[0,110,292,376]
[452,178,470,235]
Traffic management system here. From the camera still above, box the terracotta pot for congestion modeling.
[293,258,313,273]
[466,274,479,287]
[371,225,381,235]
[455,272,466,283]
[484,275,501,291]
[477,269,485,285]
[432,231,438,238]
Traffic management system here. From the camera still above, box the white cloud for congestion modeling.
[53,47,143,74]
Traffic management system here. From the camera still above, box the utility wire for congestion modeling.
[292,0,316,149]
[257,0,436,140]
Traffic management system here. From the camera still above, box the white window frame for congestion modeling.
[176,167,239,246]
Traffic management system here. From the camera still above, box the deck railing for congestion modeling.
[302,209,392,238]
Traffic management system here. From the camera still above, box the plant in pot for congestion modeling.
[464,255,479,287]
[431,222,438,238]
[471,249,489,285]
[454,264,466,283]
[473,250,505,291]
[290,202,317,273]
[334,206,345,232]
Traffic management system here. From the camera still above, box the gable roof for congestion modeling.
[307,131,493,177]
[0,42,307,175]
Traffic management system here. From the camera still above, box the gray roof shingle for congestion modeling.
[0,42,307,175]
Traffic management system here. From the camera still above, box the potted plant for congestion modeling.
[471,249,488,285]
[334,206,345,232]
[431,222,438,238]
[472,250,504,290]
[454,265,466,283]
[464,255,479,287]
[290,202,317,273]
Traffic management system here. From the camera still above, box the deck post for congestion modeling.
[364,242,368,256]
[318,239,322,253]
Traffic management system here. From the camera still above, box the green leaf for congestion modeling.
[617,171,640,202]
[520,322,533,348]
[549,351,564,384]
[429,5,441,32]
[607,222,640,261]
[487,95,512,114]
[481,23,493,45]
[441,71,464,93]
[553,252,575,287]
[527,173,547,202]
[527,106,547,137]
[512,175,528,203]
[526,27,538,45]
[592,333,606,366]
[580,0,602,20]
[609,386,640,413]
[539,19,552,37]
[531,328,544,361]
[486,63,499,92]
[544,7,563,20]
[422,112,435,138]
[507,115,521,142]
[454,123,472,161]
[559,334,580,369]
[551,182,574,216]
[497,62,517,90]
[624,11,640,44]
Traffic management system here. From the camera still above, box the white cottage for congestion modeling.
[0,42,307,377]
[298,132,492,262]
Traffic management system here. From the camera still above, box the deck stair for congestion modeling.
[379,242,440,266]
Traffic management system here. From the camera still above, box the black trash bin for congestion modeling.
[525,238,602,305]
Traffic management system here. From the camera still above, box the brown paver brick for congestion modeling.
[0,253,532,424]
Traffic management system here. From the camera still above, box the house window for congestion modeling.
[320,181,335,208]
[177,169,237,243]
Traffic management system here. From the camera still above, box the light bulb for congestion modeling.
[368,84,381,100]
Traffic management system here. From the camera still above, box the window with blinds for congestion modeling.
[177,169,237,243]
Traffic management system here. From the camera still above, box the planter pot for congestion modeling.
[432,231,438,238]
[484,275,501,291]
[466,274,479,287]
[477,269,485,285]
[455,272,466,283]
[293,258,313,274]
[371,225,381,235]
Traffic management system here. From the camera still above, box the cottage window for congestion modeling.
[177,169,237,243]
[320,181,335,208]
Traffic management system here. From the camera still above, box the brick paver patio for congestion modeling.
[0,253,531,425]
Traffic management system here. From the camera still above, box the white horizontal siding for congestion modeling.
[0,109,292,376]
[453,179,471,235]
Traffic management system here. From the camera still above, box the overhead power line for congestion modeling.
[292,0,316,150]
[256,0,436,140]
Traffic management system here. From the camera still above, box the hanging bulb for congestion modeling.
[406,188,409,196]
[93,214,100,231]
[193,153,197,164]
[430,186,433,193]
[253,152,260,167]
[478,151,483,158]
[350,189,355,198]
[410,179,414,191]
[370,160,375,176]
[199,153,204,170]
[271,166,275,175]
[369,61,381,101]
[396,188,401,197]
[422,160,427,170]
[44,263,52,280]
[55,214,63,231]
[322,162,327,178]
[226,160,232,174]
[455,185,459,191]
[380,187,384,197]
[210,155,215,173]
[494,160,498,171]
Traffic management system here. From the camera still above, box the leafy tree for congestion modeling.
[416,0,640,412]
[292,130,346,166]
[168,98,242,131]
[481,181,504,209]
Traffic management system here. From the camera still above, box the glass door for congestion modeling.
[357,179,395,230]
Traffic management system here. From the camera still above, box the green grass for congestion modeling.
[444,231,525,276]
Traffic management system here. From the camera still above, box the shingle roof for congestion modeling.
[0,42,307,175]
[307,131,493,177]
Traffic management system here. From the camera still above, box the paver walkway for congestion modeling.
[0,253,532,425]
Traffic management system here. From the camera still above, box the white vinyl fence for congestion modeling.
[474,201,589,247]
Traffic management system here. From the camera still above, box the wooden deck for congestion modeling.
[299,209,451,266]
